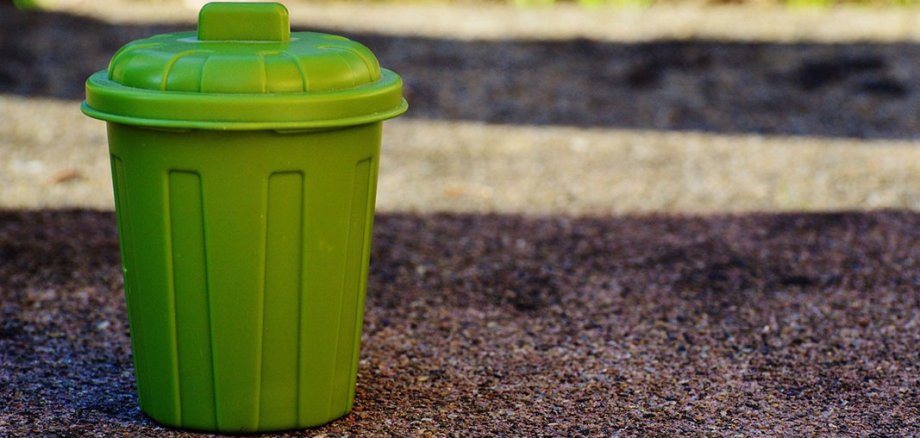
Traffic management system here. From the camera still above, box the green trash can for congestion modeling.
[81,2,406,433]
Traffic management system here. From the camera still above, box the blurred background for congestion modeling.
[3,1,920,435]
[3,0,920,215]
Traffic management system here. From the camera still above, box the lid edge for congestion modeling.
[81,100,408,130]
[84,69,406,130]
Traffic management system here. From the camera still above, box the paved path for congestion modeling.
[4,96,920,214]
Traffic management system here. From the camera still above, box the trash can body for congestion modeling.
[108,123,381,431]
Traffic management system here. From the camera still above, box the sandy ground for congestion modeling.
[3,96,920,214]
[44,0,920,43]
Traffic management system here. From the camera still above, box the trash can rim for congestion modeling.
[82,69,407,130]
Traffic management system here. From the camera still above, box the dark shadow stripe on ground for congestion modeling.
[0,209,918,435]
[2,5,920,139]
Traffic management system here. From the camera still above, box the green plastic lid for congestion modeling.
[82,2,407,130]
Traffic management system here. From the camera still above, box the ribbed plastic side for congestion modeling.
[107,124,380,433]
[259,171,304,429]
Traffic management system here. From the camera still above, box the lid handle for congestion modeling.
[198,2,291,42]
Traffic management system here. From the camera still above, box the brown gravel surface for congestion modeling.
[1,209,918,436]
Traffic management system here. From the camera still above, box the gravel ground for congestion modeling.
[1,210,918,436]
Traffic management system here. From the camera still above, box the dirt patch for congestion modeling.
[1,210,917,436]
